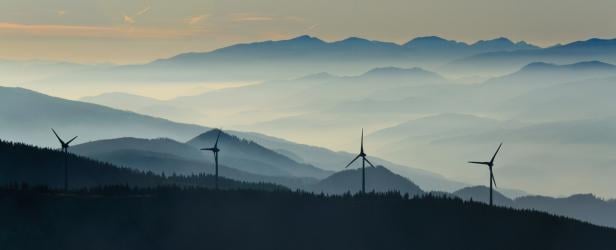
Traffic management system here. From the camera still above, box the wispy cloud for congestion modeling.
[0,22,204,39]
[123,15,135,24]
[136,6,151,16]
[123,5,151,24]
[231,13,274,22]
[186,14,208,25]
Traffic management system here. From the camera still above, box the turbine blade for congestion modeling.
[201,147,215,151]
[345,155,361,168]
[491,173,497,188]
[51,129,65,145]
[364,157,376,168]
[360,128,364,154]
[66,136,78,145]
[468,161,489,165]
[214,129,222,147]
[490,143,503,164]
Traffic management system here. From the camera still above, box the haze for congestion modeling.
[2,0,616,199]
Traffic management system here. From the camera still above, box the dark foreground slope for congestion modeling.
[0,187,614,250]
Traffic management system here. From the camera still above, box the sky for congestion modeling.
[1,0,615,64]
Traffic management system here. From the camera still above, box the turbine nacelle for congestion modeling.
[200,129,222,154]
[468,143,502,168]
[51,128,77,149]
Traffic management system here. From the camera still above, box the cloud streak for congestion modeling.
[136,6,151,16]
[0,22,204,39]
[124,5,151,24]
[231,14,274,22]
[186,14,208,25]
[123,15,135,24]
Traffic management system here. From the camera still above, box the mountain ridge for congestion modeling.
[452,185,616,228]
[187,130,332,179]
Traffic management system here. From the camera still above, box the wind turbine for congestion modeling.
[201,129,222,190]
[345,129,375,194]
[51,129,78,192]
[468,143,503,206]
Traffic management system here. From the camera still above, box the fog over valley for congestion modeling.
[2,35,616,199]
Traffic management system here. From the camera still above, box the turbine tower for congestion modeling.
[344,129,375,194]
[468,143,503,206]
[201,129,222,190]
[52,129,78,192]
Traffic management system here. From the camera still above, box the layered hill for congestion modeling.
[0,139,283,191]
[452,186,616,228]
[70,136,323,188]
[445,38,616,75]
[310,166,423,196]
[0,86,207,146]
[0,86,467,192]
[187,130,331,179]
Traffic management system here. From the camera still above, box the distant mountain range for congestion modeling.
[3,35,616,86]
[22,35,544,84]
[445,38,616,75]
[27,35,616,84]
[403,36,538,56]
[158,35,538,66]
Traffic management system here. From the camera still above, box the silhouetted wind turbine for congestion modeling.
[345,129,375,194]
[201,129,222,190]
[468,143,502,206]
[52,129,78,192]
